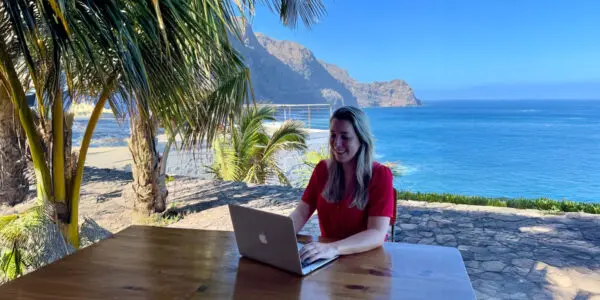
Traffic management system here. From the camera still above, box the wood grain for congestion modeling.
[0,226,475,299]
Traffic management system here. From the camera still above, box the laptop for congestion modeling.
[228,204,338,275]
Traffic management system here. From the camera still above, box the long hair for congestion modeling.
[322,106,374,210]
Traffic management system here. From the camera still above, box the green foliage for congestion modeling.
[209,106,308,186]
[135,214,182,227]
[165,175,175,184]
[397,191,600,214]
[382,161,404,177]
[0,206,45,280]
[1,245,23,280]
[293,147,329,187]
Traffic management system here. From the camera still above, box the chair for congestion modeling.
[389,188,399,242]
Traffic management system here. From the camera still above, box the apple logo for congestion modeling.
[259,232,268,244]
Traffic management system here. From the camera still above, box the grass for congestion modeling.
[133,213,182,227]
[165,175,175,184]
[397,191,600,215]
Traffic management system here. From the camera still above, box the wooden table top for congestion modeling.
[0,226,475,300]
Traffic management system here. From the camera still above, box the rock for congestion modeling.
[505,266,531,277]
[321,62,421,107]
[509,292,528,300]
[399,223,418,230]
[232,23,420,108]
[435,234,456,244]
[418,237,435,245]
[481,261,506,272]
[478,271,505,280]
[489,246,512,253]
[402,237,421,244]
[457,223,474,228]
[487,214,523,222]
[464,260,480,269]
[511,258,535,269]
[419,231,434,237]
[516,251,534,258]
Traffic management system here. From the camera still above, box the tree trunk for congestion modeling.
[0,86,28,205]
[128,114,167,215]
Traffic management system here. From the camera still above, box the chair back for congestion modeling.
[390,188,398,242]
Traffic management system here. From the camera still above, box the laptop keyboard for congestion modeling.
[297,243,312,268]
[297,243,327,268]
[302,258,325,268]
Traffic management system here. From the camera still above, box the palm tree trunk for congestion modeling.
[0,86,28,205]
[128,113,167,215]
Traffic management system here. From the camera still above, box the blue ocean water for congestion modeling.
[365,100,600,203]
[72,117,131,148]
[74,100,600,203]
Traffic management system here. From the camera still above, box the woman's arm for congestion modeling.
[289,201,313,234]
[300,216,389,262]
[330,216,389,254]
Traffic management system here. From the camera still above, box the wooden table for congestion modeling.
[0,226,475,299]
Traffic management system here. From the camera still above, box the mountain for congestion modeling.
[230,23,420,107]
[319,61,421,107]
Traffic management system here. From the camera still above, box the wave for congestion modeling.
[518,109,541,113]
[74,137,128,148]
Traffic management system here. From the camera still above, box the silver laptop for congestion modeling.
[228,204,338,275]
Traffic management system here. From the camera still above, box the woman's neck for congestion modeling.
[341,160,356,180]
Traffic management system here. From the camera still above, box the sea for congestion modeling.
[73,99,600,203]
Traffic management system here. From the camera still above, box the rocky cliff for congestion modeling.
[231,23,420,107]
[319,61,421,107]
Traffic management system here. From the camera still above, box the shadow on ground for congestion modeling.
[82,167,132,183]
[163,179,304,219]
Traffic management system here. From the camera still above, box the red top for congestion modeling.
[301,160,395,239]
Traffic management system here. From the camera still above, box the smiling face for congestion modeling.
[330,118,361,164]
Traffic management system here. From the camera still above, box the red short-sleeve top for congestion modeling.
[301,160,395,239]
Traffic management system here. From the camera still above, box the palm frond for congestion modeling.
[262,120,308,160]
[209,134,241,181]
[248,0,326,28]
[180,67,252,150]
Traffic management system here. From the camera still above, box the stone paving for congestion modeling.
[300,201,600,300]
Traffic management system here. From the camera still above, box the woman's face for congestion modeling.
[330,118,361,164]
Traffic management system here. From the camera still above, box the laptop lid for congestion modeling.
[228,204,303,274]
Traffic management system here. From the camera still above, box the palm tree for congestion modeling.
[0,0,324,279]
[0,86,28,205]
[0,0,255,245]
[129,0,327,214]
[123,0,253,216]
[210,106,308,186]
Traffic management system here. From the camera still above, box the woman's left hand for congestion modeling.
[299,242,339,263]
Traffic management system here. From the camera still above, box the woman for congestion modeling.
[290,106,395,264]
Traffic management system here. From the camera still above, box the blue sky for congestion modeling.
[251,0,600,93]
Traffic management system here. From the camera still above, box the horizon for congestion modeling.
[251,0,600,99]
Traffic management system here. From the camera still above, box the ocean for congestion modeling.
[73,100,600,203]
[366,100,600,203]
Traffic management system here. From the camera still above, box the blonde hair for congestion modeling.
[322,106,374,210]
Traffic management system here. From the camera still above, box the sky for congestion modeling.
[251,0,600,95]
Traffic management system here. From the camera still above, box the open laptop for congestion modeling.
[228,204,338,275]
